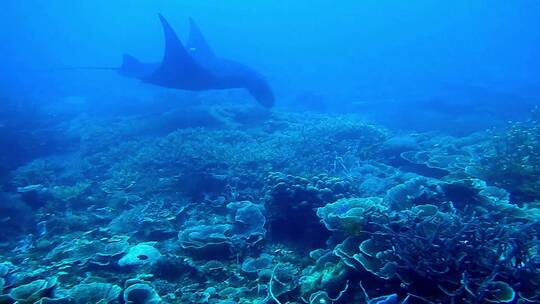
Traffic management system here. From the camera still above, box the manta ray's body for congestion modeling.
[119,15,274,107]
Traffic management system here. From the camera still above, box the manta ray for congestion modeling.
[117,14,274,107]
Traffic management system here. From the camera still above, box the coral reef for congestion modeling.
[1,105,539,303]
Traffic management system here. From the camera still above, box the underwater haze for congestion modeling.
[1,1,540,303]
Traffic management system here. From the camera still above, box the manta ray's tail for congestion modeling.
[49,66,118,71]
[47,54,150,79]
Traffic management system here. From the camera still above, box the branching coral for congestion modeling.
[470,108,540,203]
[318,179,540,303]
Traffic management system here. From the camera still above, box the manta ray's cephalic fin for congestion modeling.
[144,14,217,90]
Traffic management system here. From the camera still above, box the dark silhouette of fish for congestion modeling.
[119,14,274,107]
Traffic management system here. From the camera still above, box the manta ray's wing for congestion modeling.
[144,14,217,90]
[185,19,275,107]
[186,18,217,65]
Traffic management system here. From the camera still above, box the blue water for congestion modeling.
[1,1,540,303]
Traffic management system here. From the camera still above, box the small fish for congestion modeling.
[16,184,44,193]
[36,221,47,236]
